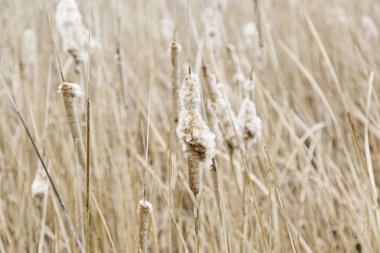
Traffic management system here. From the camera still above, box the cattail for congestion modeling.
[361,15,378,42]
[177,74,216,195]
[238,97,262,147]
[254,45,268,70]
[203,66,240,151]
[137,199,153,253]
[243,74,255,94]
[211,160,222,220]
[55,0,99,69]
[171,39,181,125]
[58,82,86,169]
[31,163,49,197]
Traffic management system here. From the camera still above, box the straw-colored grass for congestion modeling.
[1,0,380,252]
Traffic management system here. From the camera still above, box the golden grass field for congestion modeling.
[0,0,380,252]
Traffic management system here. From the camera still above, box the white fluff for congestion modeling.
[137,199,154,214]
[58,82,83,98]
[238,97,262,147]
[206,73,240,149]
[177,74,216,170]
[31,165,49,197]
[55,0,99,63]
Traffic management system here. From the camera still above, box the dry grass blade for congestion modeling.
[85,98,91,252]
[264,147,297,253]
[0,76,85,253]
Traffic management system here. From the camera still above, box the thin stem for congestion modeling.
[43,0,65,83]
[1,76,85,253]
[186,0,191,74]
[85,98,91,253]
[144,77,152,200]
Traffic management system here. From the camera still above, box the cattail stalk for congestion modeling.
[1,78,85,253]
[55,0,100,72]
[177,74,216,252]
[58,82,86,243]
[211,160,230,252]
[171,39,181,125]
[58,82,86,169]
[177,74,216,195]
[137,199,153,253]
[85,98,91,253]
[202,65,240,151]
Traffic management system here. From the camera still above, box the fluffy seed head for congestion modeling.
[31,165,49,197]
[238,97,262,147]
[58,82,83,98]
[243,77,255,93]
[137,199,154,214]
[55,0,99,63]
[177,74,216,170]
[206,73,240,149]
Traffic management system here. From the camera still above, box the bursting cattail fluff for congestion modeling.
[177,74,216,195]
[238,97,262,147]
[58,82,86,169]
[203,68,240,150]
[31,163,49,197]
[243,75,255,94]
[137,199,153,253]
[55,0,99,65]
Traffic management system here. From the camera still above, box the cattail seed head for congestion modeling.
[177,74,216,170]
[238,97,262,147]
[204,70,240,150]
[171,40,181,124]
[137,199,153,253]
[55,0,99,65]
[243,76,255,94]
[177,74,216,195]
[58,82,83,98]
[31,164,49,197]
[58,82,86,169]
[137,199,154,215]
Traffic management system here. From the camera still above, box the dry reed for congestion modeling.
[58,82,86,169]
[137,199,153,253]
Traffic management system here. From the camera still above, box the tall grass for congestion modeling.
[0,0,380,252]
